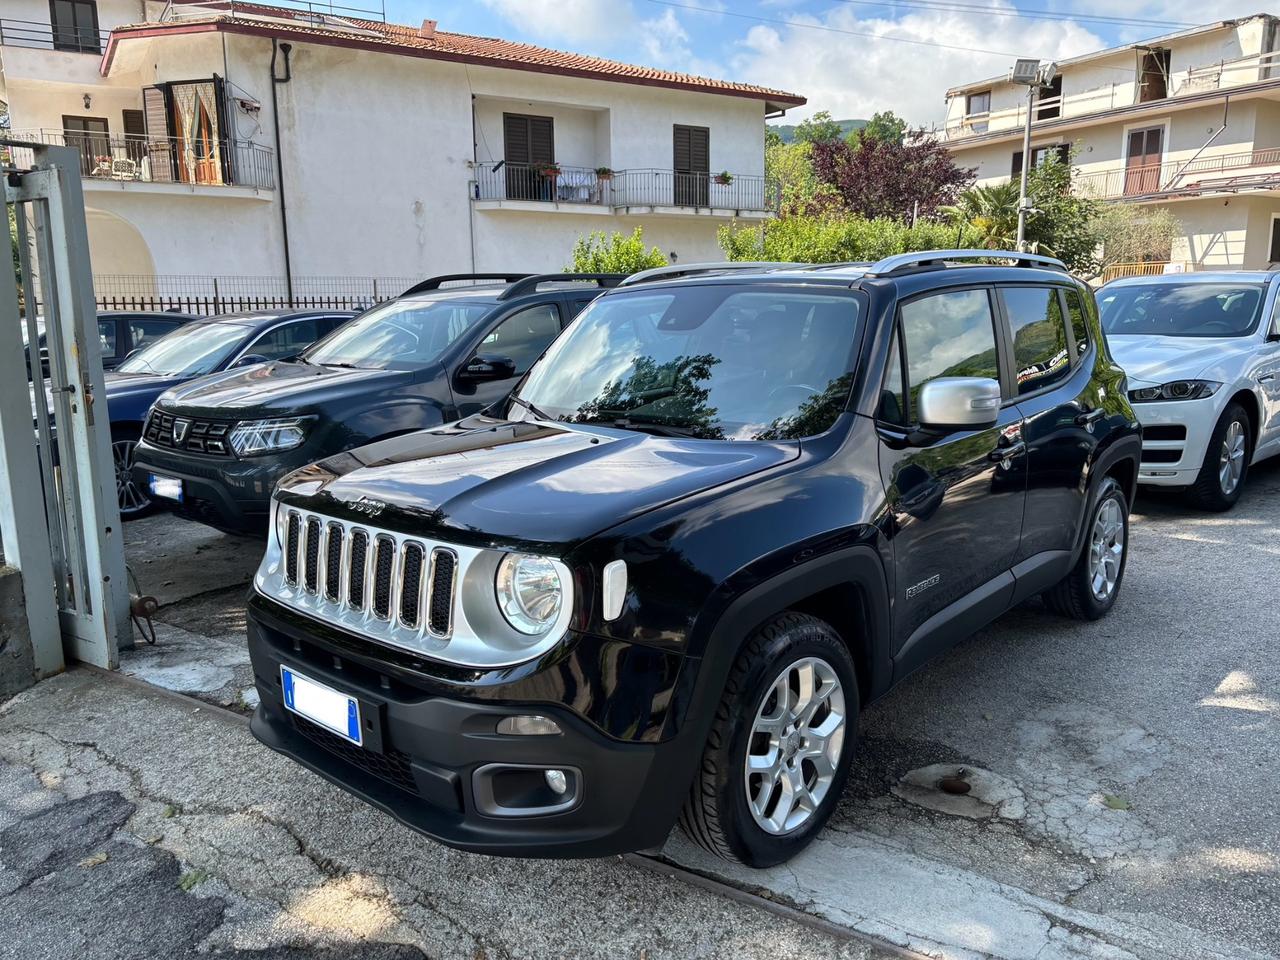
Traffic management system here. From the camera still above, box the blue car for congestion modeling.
[106,309,354,517]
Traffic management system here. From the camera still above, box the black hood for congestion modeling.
[156,361,417,418]
[276,416,799,550]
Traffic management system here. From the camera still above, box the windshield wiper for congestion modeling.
[603,417,704,439]
[510,395,558,422]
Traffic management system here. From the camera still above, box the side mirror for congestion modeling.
[459,354,517,382]
[233,353,270,369]
[917,377,1002,432]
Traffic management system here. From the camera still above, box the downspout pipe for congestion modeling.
[270,39,294,303]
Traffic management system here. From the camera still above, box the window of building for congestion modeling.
[503,113,555,201]
[49,0,100,53]
[1036,74,1063,120]
[1138,48,1171,103]
[1011,143,1071,178]
[1001,287,1072,395]
[899,289,1000,419]
[965,90,991,132]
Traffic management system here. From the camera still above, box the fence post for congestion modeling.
[213,277,221,315]
[373,277,379,302]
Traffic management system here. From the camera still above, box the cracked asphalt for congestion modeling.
[2,461,1277,959]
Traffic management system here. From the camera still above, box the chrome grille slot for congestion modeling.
[303,518,322,594]
[372,535,395,620]
[399,543,425,628]
[324,523,344,601]
[428,548,456,637]
[348,531,368,610]
[285,513,300,584]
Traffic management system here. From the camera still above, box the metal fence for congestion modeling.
[91,275,421,314]
[0,18,108,54]
[6,129,276,192]
[473,162,610,206]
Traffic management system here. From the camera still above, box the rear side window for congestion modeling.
[899,289,1000,421]
[1063,288,1089,356]
[97,318,118,356]
[1001,287,1071,396]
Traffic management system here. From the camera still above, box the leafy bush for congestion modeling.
[565,227,667,274]
[719,214,982,264]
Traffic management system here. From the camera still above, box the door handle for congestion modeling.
[1075,407,1104,426]
[989,440,1026,463]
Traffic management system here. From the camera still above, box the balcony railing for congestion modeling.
[0,18,109,53]
[472,162,779,214]
[5,130,276,191]
[1073,147,1280,200]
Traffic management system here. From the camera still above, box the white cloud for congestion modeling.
[477,0,629,46]
[728,4,1106,126]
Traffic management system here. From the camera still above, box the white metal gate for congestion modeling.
[2,139,129,669]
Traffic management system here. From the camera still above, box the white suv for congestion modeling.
[1100,273,1280,510]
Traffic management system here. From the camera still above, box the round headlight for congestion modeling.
[495,553,563,636]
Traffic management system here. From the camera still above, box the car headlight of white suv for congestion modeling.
[1128,380,1221,402]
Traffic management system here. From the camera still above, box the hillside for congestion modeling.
[768,118,868,143]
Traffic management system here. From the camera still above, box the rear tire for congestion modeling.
[1187,403,1251,512]
[1043,476,1128,621]
[680,612,858,867]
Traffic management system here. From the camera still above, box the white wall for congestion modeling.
[473,97,606,170]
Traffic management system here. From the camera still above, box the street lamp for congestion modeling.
[1010,58,1058,252]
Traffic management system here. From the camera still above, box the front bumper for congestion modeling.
[247,595,696,857]
[1133,397,1220,486]
[131,439,313,535]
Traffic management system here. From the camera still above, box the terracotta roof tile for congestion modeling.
[106,7,805,106]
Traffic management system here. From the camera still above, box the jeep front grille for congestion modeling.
[276,507,457,641]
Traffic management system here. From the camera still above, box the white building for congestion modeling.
[1,0,803,306]
[943,15,1280,274]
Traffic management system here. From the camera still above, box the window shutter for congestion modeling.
[143,86,174,182]
[503,113,529,164]
[690,127,709,173]
[529,117,554,165]
[674,126,691,171]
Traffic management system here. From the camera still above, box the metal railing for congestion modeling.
[0,17,109,53]
[1100,262,1187,283]
[1073,147,1280,199]
[472,164,779,213]
[473,162,611,205]
[6,129,275,191]
[160,0,387,22]
[611,168,778,212]
[91,274,417,314]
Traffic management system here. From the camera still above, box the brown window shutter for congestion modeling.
[142,86,174,182]
[674,125,691,170]
[503,113,530,164]
[690,127,709,173]
[529,116,554,165]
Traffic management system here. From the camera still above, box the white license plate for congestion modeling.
[280,665,363,746]
[148,473,183,502]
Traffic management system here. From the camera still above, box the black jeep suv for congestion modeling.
[246,252,1141,867]
[131,274,622,534]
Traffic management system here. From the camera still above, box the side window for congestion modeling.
[478,303,562,375]
[899,289,1000,421]
[1001,287,1071,396]
[97,318,118,356]
[248,318,323,360]
[877,328,907,426]
[129,318,178,349]
[1063,288,1090,357]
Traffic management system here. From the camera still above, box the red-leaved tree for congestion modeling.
[809,132,976,221]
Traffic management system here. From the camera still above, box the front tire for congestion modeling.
[1043,476,1129,621]
[1187,403,1251,511]
[112,426,154,520]
[680,612,858,867]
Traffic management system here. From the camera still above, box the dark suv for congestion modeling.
[131,274,622,534]
[245,252,1141,867]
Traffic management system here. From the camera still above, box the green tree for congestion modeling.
[765,126,784,148]
[855,111,908,147]
[566,227,667,274]
[719,214,982,264]
[941,181,1021,249]
[766,140,840,217]
[1091,203,1181,278]
[793,110,844,144]
[1023,154,1102,275]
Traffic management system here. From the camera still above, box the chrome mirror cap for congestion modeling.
[917,377,1002,431]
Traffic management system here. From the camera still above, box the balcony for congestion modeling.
[1073,148,1280,200]
[0,18,108,54]
[471,162,778,217]
[5,130,276,192]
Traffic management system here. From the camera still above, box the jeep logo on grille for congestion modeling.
[350,496,387,517]
[172,418,191,444]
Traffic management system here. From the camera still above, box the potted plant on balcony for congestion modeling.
[714,170,734,185]
[538,162,562,179]
[594,166,615,181]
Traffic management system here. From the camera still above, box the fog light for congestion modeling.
[496,715,562,736]
[545,769,568,795]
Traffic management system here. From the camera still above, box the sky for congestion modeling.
[371,0,1264,126]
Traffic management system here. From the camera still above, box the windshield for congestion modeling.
[304,298,492,369]
[116,321,250,377]
[1099,283,1264,338]
[513,286,861,440]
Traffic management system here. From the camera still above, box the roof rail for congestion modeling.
[617,261,803,286]
[497,273,627,301]
[401,273,533,297]
[863,250,1067,278]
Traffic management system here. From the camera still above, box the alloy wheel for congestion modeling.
[113,439,151,516]
[744,656,846,835]
[1218,420,1246,495]
[1088,497,1125,602]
